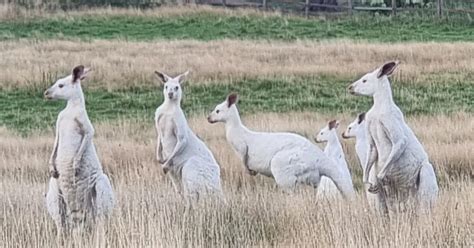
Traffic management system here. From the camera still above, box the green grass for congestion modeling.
[0,12,473,42]
[1,76,472,134]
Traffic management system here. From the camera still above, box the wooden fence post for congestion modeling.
[305,0,309,18]
[348,0,353,15]
[222,0,227,7]
[437,0,443,17]
[262,0,267,10]
[391,0,396,16]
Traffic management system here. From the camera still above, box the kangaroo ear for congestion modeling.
[154,71,171,84]
[227,93,239,108]
[377,61,399,79]
[177,70,189,86]
[328,120,338,130]
[72,65,85,83]
[357,112,366,124]
[81,68,91,80]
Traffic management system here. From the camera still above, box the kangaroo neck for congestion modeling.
[373,77,395,109]
[162,97,181,109]
[65,91,86,111]
[225,107,250,140]
[161,100,185,117]
[355,132,367,151]
[325,132,343,155]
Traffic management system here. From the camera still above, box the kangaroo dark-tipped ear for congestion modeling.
[357,112,366,124]
[328,120,339,130]
[72,65,84,83]
[377,61,399,79]
[227,93,239,108]
[154,71,171,84]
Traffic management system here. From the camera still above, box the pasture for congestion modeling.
[0,6,473,247]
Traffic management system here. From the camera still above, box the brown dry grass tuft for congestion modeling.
[1,39,473,89]
[1,113,472,247]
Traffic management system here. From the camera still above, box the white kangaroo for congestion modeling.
[348,61,439,213]
[314,120,353,199]
[44,65,115,236]
[154,71,223,200]
[342,113,380,211]
[207,93,355,199]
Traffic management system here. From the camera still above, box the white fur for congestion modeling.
[208,94,355,199]
[44,66,115,235]
[154,71,223,200]
[314,121,353,200]
[342,114,380,211]
[348,61,438,213]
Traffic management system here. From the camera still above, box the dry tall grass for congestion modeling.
[0,4,273,21]
[1,40,473,89]
[1,113,472,247]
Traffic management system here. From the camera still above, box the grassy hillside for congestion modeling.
[1,11,473,42]
[2,76,472,134]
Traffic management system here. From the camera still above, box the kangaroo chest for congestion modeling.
[366,117,392,164]
[324,145,344,165]
[158,113,178,157]
[355,140,368,170]
[56,114,86,164]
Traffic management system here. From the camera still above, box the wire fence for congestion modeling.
[2,0,473,17]
[213,0,474,17]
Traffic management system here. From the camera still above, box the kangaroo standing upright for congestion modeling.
[154,71,223,200]
[44,65,115,236]
[348,61,438,213]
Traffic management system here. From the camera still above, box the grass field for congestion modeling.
[1,114,473,246]
[0,7,473,42]
[0,6,473,248]
[1,76,472,133]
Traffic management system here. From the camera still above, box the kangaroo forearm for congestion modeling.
[75,133,92,162]
[49,128,60,164]
[364,161,374,182]
[156,136,164,162]
[49,143,58,164]
[155,120,162,160]
[242,144,257,175]
[166,138,187,164]
[379,139,407,177]
[73,118,93,162]
[155,115,164,162]
[243,145,250,169]
[49,137,60,178]
[156,145,164,162]
[364,148,377,182]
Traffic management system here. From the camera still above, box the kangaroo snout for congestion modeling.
[44,90,52,99]
[341,132,349,139]
[207,116,216,124]
[347,85,355,94]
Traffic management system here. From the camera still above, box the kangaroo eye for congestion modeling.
[348,127,352,130]
[175,86,179,91]
[58,84,64,88]
[165,86,168,89]
[362,79,367,83]
[216,110,220,114]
